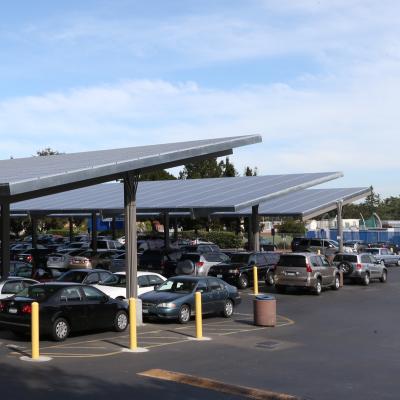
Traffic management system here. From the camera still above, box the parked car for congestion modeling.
[139,249,183,276]
[0,277,39,299]
[0,283,129,341]
[208,252,280,289]
[175,252,230,277]
[140,276,241,323]
[181,243,221,254]
[292,238,352,257]
[274,253,341,295]
[76,250,124,270]
[47,249,89,269]
[343,240,367,253]
[332,253,387,285]
[364,248,400,266]
[8,261,33,278]
[56,269,114,285]
[94,271,166,300]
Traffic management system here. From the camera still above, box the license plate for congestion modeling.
[8,307,18,314]
[217,274,223,278]
[142,309,149,314]
[287,272,296,276]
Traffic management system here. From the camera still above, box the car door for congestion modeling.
[81,285,115,329]
[195,279,213,314]
[58,286,89,331]
[207,277,226,312]
[365,254,378,277]
[255,254,267,279]
[319,255,335,285]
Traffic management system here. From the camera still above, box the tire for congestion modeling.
[332,274,340,290]
[339,262,353,275]
[222,299,234,318]
[52,317,70,341]
[238,274,249,289]
[397,259,400,267]
[380,270,387,283]
[265,271,275,286]
[114,310,128,332]
[178,304,191,324]
[380,260,385,266]
[362,272,370,286]
[176,260,195,275]
[275,285,286,294]
[314,278,322,295]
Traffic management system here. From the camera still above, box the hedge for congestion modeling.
[179,230,243,249]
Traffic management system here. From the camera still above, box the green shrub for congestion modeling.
[179,230,243,249]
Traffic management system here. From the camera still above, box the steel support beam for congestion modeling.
[163,212,170,248]
[68,218,74,243]
[247,216,254,251]
[31,216,38,249]
[124,172,139,299]
[1,202,10,278]
[173,218,178,241]
[111,217,116,240]
[91,212,97,252]
[337,200,343,253]
[252,205,260,252]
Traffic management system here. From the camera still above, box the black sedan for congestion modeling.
[140,276,241,324]
[0,283,129,341]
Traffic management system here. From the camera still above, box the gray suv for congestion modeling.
[274,253,340,295]
[332,253,387,285]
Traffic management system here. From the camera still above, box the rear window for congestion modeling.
[365,249,379,255]
[182,254,201,262]
[277,255,307,267]
[17,285,59,301]
[333,254,358,263]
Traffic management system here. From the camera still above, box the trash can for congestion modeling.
[253,295,276,327]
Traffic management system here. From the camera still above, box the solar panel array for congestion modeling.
[11,172,344,213]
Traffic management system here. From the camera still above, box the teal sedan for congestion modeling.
[139,276,241,323]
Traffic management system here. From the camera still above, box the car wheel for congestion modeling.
[362,272,370,286]
[222,299,234,318]
[265,271,275,286]
[114,310,128,332]
[314,278,322,295]
[238,274,249,289]
[380,260,385,266]
[332,274,340,290]
[275,285,286,294]
[52,318,70,341]
[380,270,387,283]
[338,262,352,275]
[178,304,191,324]
[397,259,400,267]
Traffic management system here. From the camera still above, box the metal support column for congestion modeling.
[252,205,260,252]
[337,200,344,253]
[163,212,170,249]
[124,172,139,299]
[91,212,97,252]
[247,216,254,251]
[31,216,38,249]
[111,217,116,240]
[1,202,10,278]
[68,218,74,243]
[173,218,178,241]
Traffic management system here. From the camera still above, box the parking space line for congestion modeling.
[138,368,300,400]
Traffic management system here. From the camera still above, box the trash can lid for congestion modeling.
[255,294,276,301]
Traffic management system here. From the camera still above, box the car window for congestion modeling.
[248,255,257,265]
[2,281,25,295]
[381,249,388,255]
[60,287,83,302]
[156,279,196,293]
[22,280,37,288]
[319,256,330,267]
[85,273,100,284]
[277,255,307,267]
[196,280,208,293]
[255,254,266,265]
[147,275,164,285]
[99,272,112,282]
[210,245,220,252]
[310,256,321,267]
[82,286,106,301]
[208,278,223,291]
[369,255,377,263]
[310,240,321,247]
[138,275,149,287]
[360,255,370,263]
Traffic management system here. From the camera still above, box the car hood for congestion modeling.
[139,291,189,303]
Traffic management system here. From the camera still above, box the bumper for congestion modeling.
[274,276,315,288]
[142,305,180,320]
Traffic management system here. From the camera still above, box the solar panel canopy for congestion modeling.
[212,187,371,220]
[11,172,344,214]
[0,135,261,202]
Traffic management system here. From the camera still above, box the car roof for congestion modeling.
[63,268,109,273]
[169,275,206,282]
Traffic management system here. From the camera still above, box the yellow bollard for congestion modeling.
[253,266,259,295]
[31,302,39,360]
[195,291,202,339]
[129,298,137,350]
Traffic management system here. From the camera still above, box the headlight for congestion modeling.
[157,302,177,309]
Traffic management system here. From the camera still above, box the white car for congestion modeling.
[0,277,39,299]
[93,271,166,300]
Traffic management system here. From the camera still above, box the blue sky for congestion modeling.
[0,1,399,197]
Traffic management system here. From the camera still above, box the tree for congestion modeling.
[179,158,223,179]
[36,147,61,156]
[244,166,258,176]
[221,157,238,177]
[277,218,306,235]
[139,169,176,181]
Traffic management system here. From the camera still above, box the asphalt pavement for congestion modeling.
[1,267,399,400]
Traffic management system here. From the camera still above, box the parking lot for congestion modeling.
[1,267,399,400]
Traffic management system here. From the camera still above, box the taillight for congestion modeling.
[0,301,5,312]
[195,262,204,268]
[356,263,362,270]
[21,304,32,314]
[306,263,313,273]
[27,255,33,262]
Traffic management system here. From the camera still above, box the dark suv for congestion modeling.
[208,252,280,289]
[139,249,183,277]
[292,238,339,257]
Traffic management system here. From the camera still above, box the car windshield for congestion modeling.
[16,286,59,301]
[101,274,126,287]
[230,254,251,263]
[156,279,196,294]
